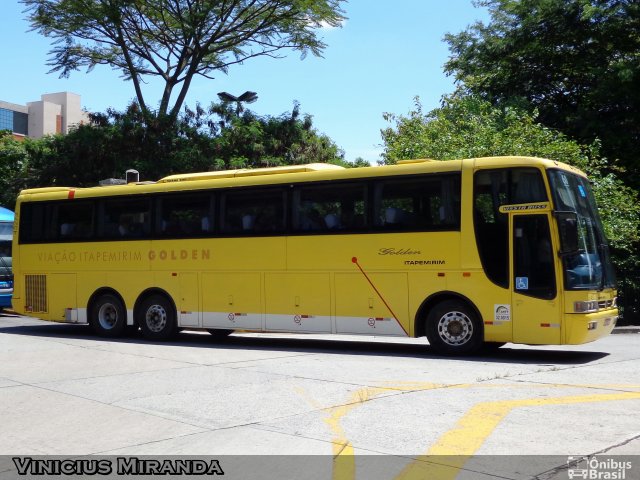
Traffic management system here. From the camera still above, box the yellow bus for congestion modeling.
[11,156,618,354]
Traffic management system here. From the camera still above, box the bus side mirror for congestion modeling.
[555,211,579,254]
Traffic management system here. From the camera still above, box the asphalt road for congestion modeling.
[0,313,639,479]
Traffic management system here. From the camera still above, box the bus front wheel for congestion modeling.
[90,294,126,337]
[138,294,177,341]
[425,300,483,355]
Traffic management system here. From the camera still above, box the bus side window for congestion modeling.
[100,198,151,240]
[221,189,285,235]
[373,174,461,231]
[297,201,323,231]
[292,183,367,233]
[56,202,94,241]
[159,193,213,238]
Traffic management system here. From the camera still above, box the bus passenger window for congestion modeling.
[292,183,366,233]
[299,203,323,230]
[100,198,151,240]
[373,174,461,231]
[56,202,94,241]
[118,216,142,237]
[158,194,212,238]
[221,189,285,235]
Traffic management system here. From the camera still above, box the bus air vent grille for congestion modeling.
[25,275,47,313]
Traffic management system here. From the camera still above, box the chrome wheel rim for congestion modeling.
[437,311,473,346]
[98,303,118,330]
[145,304,167,333]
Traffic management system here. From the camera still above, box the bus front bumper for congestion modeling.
[564,310,618,345]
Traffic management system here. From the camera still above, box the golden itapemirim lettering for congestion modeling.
[36,249,211,263]
[148,249,210,261]
[37,251,144,263]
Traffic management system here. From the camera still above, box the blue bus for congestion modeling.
[0,207,13,310]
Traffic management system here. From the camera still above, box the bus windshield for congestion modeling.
[548,170,615,290]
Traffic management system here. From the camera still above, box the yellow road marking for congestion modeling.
[299,383,640,480]
[396,391,640,480]
[324,387,392,480]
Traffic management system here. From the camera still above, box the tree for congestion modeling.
[0,101,350,206]
[0,133,32,209]
[23,0,346,121]
[196,100,347,169]
[444,0,640,185]
[381,94,640,272]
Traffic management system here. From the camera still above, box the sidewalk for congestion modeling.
[612,325,640,334]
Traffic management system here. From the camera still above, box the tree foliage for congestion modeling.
[381,94,640,268]
[23,0,346,120]
[444,0,640,185]
[0,133,33,209]
[204,101,347,169]
[0,101,348,209]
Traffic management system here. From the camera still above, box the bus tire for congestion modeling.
[138,294,177,341]
[425,300,482,355]
[207,329,233,340]
[90,294,127,338]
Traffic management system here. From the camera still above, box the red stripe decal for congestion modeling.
[351,256,408,336]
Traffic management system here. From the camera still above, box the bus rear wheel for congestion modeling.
[90,294,126,337]
[425,300,482,355]
[138,294,177,341]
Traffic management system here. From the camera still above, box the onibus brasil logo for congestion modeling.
[567,456,632,479]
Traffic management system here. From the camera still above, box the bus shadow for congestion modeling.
[0,320,610,366]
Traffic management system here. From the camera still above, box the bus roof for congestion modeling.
[157,162,344,183]
[16,156,585,202]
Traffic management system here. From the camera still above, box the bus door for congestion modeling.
[510,212,561,344]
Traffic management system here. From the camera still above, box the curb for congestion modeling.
[612,326,640,334]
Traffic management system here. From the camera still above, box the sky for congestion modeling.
[2,1,489,165]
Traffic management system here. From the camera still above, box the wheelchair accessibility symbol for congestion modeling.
[516,277,529,290]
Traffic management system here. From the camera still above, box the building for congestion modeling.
[0,92,90,139]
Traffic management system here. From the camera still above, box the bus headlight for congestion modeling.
[574,301,599,313]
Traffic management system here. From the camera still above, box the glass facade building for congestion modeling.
[0,107,28,136]
[1,92,89,139]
